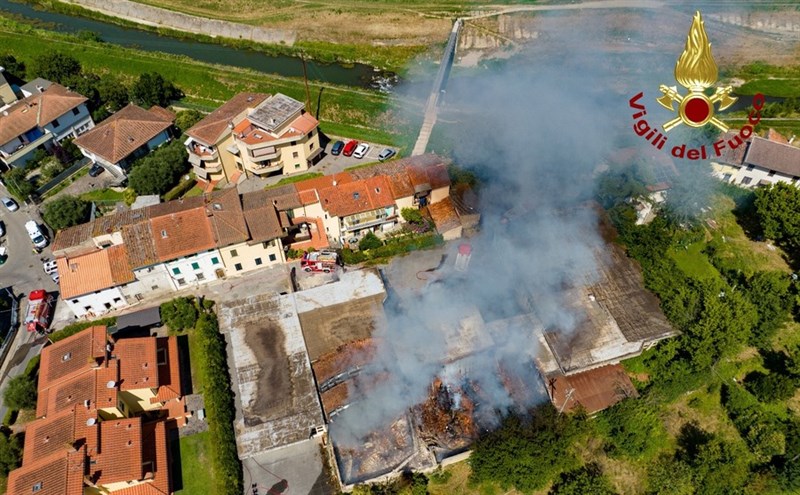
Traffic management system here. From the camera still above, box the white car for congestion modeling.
[43,260,58,275]
[0,221,4,237]
[353,143,370,159]
[25,221,48,250]
[1,197,18,212]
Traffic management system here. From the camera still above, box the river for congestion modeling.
[0,0,393,89]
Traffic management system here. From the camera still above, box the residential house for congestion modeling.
[712,131,800,187]
[0,82,94,168]
[185,92,268,185]
[74,103,175,178]
[231,93,322,177]
[7,326,182,495]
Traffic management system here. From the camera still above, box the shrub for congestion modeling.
[0,431,21,475]
[42,195,91,231]
[744,371,796,403]
[160,297,198,332]
[4,376,37,410]
[401,207,424,224]
[194,311,243,495]
[50,317,117,342]
[359,232,383,250]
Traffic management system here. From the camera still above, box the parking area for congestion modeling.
[314,136,396,176]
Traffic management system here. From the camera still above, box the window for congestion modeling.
[230,249,238,257]
[72,107,80,116]
[309,142,315,150]
[295,164,301,169]
[291,141,297,146]
[211,256,220,265]
[104,302,111,309]
[722,173,732,182]
[72,299,79,304]
[157,348,167,365]
[794,176,800,182]
[269,254,276,262]
[113,298,121,304]
[62,352,72,362]
[84,306,91,312]
[32,482,43,492]
[742,177,753,185]
[768,170,776,177]
[51,118,60,128]
[151,286,159,291]
[292,151,299,158]
[196,273,205,281]
[172,267,181,275]
[191,262,200,270]
[255,257,263,266]
[161,230,168,239]
[307,131,313,139]
[177,278,186,286]
[746,164,754,171]
[234,263,243,271]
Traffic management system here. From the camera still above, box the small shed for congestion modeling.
[108,305,162,337]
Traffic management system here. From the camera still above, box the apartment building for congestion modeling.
[0,82,94,168]
[7,326,182,495]
[185,92,268,185]
[75,103,175,178]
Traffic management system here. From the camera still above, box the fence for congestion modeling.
[0,291,19,371]
[36,157,91,197]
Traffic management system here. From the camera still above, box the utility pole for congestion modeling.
[315,87,325,121]
[300,54,311,113]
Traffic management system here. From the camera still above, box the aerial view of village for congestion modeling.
[1,0,800,494]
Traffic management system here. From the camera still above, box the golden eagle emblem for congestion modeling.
[657,11,736,132]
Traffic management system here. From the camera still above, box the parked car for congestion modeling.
[330,140,345,156]
[88,163,104,177]
[1,197,18,212]
[0,221,4,237]
[353,143,370,159]
[43,260,58,275]
[378,148,396,162]
[50,272,59,284]
[342,140,358,157]
[25,221,48,250]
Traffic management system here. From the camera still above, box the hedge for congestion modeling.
[49,317,116,342]
[195,311,243,495]
[163,173,198,202]
[342,233,444,265]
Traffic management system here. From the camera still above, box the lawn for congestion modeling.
[668,240,721,280]
[79,188,126,202]
[176,431,217,494]
[185,326,206,394]
[736,79,800,98]
[266,172,323,189]
[0,18,402,145]
[428,460,531,495]
[183,185,205,198]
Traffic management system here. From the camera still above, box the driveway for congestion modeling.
[41,169,120,204]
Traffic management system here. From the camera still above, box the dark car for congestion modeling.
[88,163,104,177]
[378,148,396,162]
[342,140,358,157]
[331,140,344,156]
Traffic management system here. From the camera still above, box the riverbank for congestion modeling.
[0,16,421,148]
[20,0,429,71]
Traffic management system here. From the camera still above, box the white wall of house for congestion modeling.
[64,286,127,319]
[394,195,414,219]
[43,103,94,141]
[431,186,449,205]
[163,250,222,289]
[220,239,284,276]
[120,264,174,302]
[731,164,799,188]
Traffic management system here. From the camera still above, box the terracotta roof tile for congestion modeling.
[548,364,638,414]
[294,172,353,193]
[318,177,395,217]
[38,326,107,398]
[121,221,160,269]
[253,184,302,210]
[116,338,159,390]
[56,245,135,299]
[347,154,450,199]
[241,190,285,243]
[714,131,749,166]
[205,188,249,247]
[298,188,319,206]
[40,361,118,417]
[0,84,88,146]
[51,222,93,254]
[148,105,176,122]
[427,197,461,233]
[22,408,76,460]
[74,104,174,165]
[90,417,143,485]
[744,136,800,177]
[186,92,269,145]
[150,208,216,262]
[139,420,171,494]
[7,448,85,495]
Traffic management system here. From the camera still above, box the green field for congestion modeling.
[0,18,410,147]
[176,431,217,494]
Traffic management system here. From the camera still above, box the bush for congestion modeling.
[175,109,204,134]
[598,399,667,459]
[160,297,198,332]
[128,140,189,196]
[401,207,424,224]
[194,311,243,495]
[163,174,197,202]
[359,232,383,251]
[4,167,35,201]
[342,233,443,265]
[4,375,37,410]
[50,317,117,342]
[42,195,91,231]
[549,463,617,495]
[744,371,796,403]
[130,72,181,108]
[0,431,21,475]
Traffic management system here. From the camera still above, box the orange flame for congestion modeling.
[674,11,718,91]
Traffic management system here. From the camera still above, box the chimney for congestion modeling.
[332,180,337,186]
[36,85,44,93]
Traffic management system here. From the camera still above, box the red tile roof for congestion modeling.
[151,337,182,404]
[22,408,77,460]
[0,84,88,146]
[90,417,144,485]
[115,337,159,390]
[7,448,85,495]
[205,188,249,247]
[427,197,461,234]
[150,208,216,262]
[38,326,107,400]
[56,245,135,299]
[318,176,395,217]
[74,103,174,165]
[140,419,171,494]
[186,92,268,145]
[548,364,638,414]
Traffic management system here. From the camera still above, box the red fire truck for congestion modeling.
[24,290,54,334]
[301,251,338,273]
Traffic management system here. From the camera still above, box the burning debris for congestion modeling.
[334,415,416,485]
[415,378,478,455]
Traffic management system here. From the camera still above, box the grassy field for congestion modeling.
[668,239,720,280]
[428,461,531,495]
[0,18,412,147]
[267,172,323,189]
[176,431,217,494]
[79,188,125,202]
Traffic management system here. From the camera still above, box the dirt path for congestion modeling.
[463,0,664,20]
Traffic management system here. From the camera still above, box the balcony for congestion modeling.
[248,145,280,162]
[245,160,282,175]
[186,141,218,165]
[1,131,54,166]
[342,214,396,232]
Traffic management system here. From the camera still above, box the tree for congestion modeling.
[745,271,794,346]
[160,297,199,332]
[175,110,204,134]
[3,167,35,201]
[4,375,37,410]
[97,74,130,112]
[598,399,667,459]
[359,232,383,251]
[0,432,21,475]
[42,195,91,231]
[744,371,796,403]
[645,454,694,495]
[549,463,617,495]
[28,52,81,84]
[40,160,65,182]
[63,72,101,110]
[755,182,800,259]
[128,140,189,195]
[130,72,180,108]
[0,54,25,77]
[401,207,424,224]
[53,138,83,165]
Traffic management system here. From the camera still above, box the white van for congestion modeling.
[25,221,49,249]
